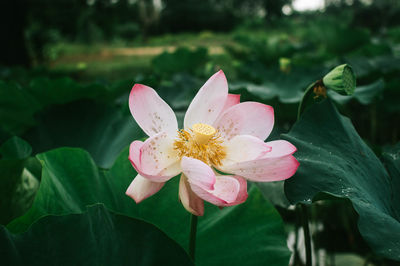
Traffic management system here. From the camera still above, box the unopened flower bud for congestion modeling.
[279,57,291,73]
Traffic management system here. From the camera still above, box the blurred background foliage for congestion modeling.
[0,0,400,265]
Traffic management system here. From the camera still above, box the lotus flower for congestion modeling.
[126,70,299,216]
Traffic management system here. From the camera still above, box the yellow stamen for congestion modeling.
[192,123,216,145]
[313,84,327,99]
[173,124,226,166]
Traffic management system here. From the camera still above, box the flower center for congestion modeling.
[192,123,216,145]
[173,123,226,166]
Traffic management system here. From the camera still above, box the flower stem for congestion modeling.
[297,81,317,120]
[189,214,198,262]
[297,82,315,266]
[301,204,312,266]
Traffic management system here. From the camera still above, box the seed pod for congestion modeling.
[323,64,356,95]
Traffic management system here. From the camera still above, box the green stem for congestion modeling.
[297,82,317,120]
[189,214,198,262]
[297,79,321,266]
[297,84,314,266]
[293,206,301,265]
[301,204,312,266]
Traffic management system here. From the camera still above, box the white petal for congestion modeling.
[190,175,240,206]
[126,174,165,203]
[184,70,228,129]
[221,135,271,165]
[179,174,204,216]
[181,157,216,190]
[214,102,274,141]
[221,155,299,182]
[129,84,178,137]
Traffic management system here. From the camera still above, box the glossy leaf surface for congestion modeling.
[283,100,400,261]
[8,147,291,266]
[1,204,193,266]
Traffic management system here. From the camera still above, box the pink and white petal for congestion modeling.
[181,157,216,190]
[132,164,180,184]
[128,140,155,179]
[184,70,228,129]
[215,93,241,122]
[221,155,299,182]
[220,176,248,207]
[190,175,240,206]
[179,174,204,216]
[222,94,241,112]
[221,135,271,166]
[140,132,181,177]
[129,84,178,137]
[128,140,144,167]
[214,102,274,141]
[132,132,181,182]
[126,174,165,203]
[263,140,297,158]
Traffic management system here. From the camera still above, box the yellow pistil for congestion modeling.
[192,123,216,145]
[173,123,226,166]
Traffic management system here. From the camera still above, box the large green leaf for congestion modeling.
[24,100,144,168]
[346,56,400,78]
[27,77,117,107]
[197,190,290,266]
[382,143,400,218]
[255,182,290,208]
[157,73,202,110]
[0,81,41,135]
[0,136,32,160]
[8,147,291,266]
[0,137,39,224]
[282,100,400,261]
[231,68,324,104]
[1,204,193,265]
